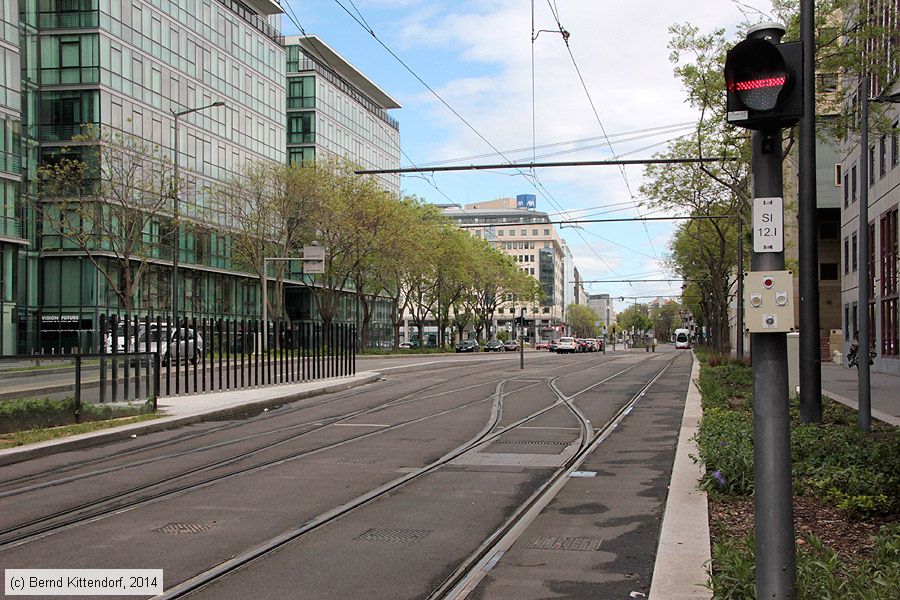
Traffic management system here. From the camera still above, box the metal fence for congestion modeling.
[99,315,356,399]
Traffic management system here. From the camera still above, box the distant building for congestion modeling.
[437,196,572,341]
[586,294,615,330]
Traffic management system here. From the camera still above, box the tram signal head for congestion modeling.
[724,23,803,130]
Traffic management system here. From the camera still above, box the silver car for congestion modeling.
[141,327,204,365]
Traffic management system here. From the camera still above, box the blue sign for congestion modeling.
[516,194,536,209]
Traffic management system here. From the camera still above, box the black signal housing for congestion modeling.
[725,38,803,130]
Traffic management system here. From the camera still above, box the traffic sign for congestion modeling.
[753,197,783,253]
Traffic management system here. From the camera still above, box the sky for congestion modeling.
[282,0,779,312]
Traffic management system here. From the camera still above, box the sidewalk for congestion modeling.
[820,361,900,426]
[0,371,381,466]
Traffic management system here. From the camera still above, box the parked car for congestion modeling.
[535,340,550,350]
[455,339,480,353]
[503,340,520,352]
[399,342,413,349]
[140,326,203,365]
[583,338,599,352]
[556,337,577,353]
[483,339,504,352]
[548,340,558,353]
[576,339,590,352]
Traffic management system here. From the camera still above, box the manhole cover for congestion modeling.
[355,528,432,543]
[496,440,571,446]
[526,536,602,551]
[153,522,214,535]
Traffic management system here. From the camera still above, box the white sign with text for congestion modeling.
[753,197,784,253]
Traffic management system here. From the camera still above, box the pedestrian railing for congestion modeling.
[98,315,356,399]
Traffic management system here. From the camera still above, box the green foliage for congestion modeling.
[566,303,600,337]
[0,397,153,433]
[496,330,510,342]
[707,527,900,600]
[695,361,900,518]
[696,407,754,495]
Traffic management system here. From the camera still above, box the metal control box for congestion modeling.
[743,270,795,333]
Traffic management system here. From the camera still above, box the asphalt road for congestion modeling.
[0,347,691,599]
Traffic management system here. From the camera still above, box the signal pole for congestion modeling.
[725,22,799,599]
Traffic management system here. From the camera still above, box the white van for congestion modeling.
[674,329,691,349]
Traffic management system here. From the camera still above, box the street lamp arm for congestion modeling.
[171,101,226,118]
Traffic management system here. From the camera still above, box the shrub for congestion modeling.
[696,407,754,496]
[708,528,900,600]
[0,397,153,434]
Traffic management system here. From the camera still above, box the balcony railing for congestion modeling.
[0,151,22,176]
[0,215,21,238]
[38,11,100,29]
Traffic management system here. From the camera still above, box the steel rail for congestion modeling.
[154,354,663,599]
[0,373,514,549]
[431,353,681,599]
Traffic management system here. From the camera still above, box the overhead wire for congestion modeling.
[282,1,480,219]
[328,0,628,282]
[543,0,659,260]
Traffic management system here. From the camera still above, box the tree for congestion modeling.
[651,300,681,342]
[220,161,315,325]
[566,304,601,337]
[618,304,653,335]
[37,126,171,315]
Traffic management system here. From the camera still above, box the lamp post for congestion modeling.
[170,101,225,331]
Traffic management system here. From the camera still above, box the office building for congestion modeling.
[285,35,400,195]
[8,0,287,352]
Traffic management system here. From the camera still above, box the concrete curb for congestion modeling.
[822,389,900,427]
[0,372,381,467]
[649,351,712,600]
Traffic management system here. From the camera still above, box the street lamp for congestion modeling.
[170,101,225,332]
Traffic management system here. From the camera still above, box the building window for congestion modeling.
[844,304,850,340]
[287,113,314,144]
[869,145,876,185]
[288,147,315,165]
[844,236,850,274]
[287,76,315,109]
[543,229,550,236]
[893,120,899,168]
[820,263,838,280]
[851,164,857,202]
[852,232,858,272]
[880,208,898,357]
[880,135,887,178]
[532,229,538,236]
[843,172,849,207]
[509,229,515,236]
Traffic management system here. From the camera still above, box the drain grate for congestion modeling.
[495,440,572,446]
[335,457,377,464]
[153,522,214,535]
[355,528,433,544]
[526,536,602,551]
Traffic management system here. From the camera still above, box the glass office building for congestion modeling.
[285,35,400,195]
[0,1,26,354]
[11,0,287,352]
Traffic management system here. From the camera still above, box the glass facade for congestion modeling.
[9,0,289,352]
[285,37,400,194]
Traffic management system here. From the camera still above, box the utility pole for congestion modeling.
[798,0,822,422]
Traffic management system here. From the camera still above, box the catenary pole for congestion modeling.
[858,75,871,432]
[798,0,823,422]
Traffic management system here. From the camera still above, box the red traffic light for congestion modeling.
[725,38,788,111]
[724,35,802,130]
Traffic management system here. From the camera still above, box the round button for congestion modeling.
[763,277,774,288]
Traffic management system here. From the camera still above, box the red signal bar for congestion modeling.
[729,76,786,91]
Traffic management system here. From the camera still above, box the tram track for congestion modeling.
[150,353,673,599]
